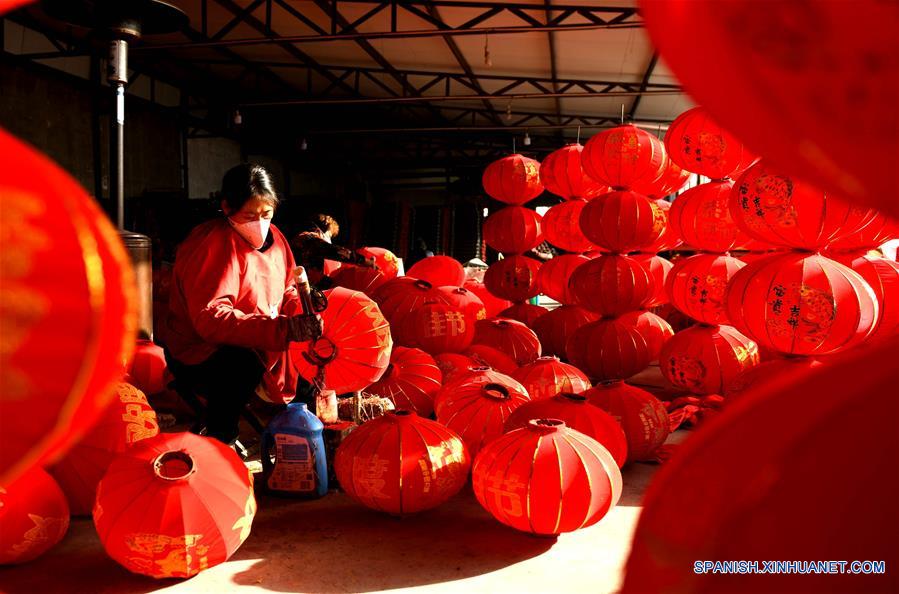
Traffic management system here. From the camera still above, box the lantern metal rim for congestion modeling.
[152,450,196,481]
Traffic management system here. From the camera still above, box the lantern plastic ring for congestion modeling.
[153,450,197,481]
[482,383,511,400]
[413,279,433,290]
[559,392,588,402]
[528,418,566,433]
[303,336,338,366]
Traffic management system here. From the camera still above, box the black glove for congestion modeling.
[288,313,323,342]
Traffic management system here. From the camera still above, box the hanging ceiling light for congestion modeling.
[523,131,531,146]
[233,109,242,125]
[300,138,308,151]
[506,99,513,122]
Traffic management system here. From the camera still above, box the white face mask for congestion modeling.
[229,217,270,249]
[322,231,332,244]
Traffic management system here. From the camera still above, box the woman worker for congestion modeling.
[291,213,377,288]
[165,163,322,444]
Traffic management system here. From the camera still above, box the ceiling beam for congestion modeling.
[544,0,562,132]
[628,52,659,121]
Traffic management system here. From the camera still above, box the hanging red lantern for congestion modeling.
[434,368,530,456]
[433,353,476,384]
[330,264,388,295]
[579,190,665,253]
[398,300,474,355]
[659,324,760,396]
[127,339,168,395]
[335,410,470,515]
[567,318,652,381]
[725,357,823,402]
[655,302,696,334]
[643,155,692,198]
[634,254,673,307]
[435,285,487,325]
[357,247,400,280]
[290,287,393,394]
[664,107,756,180]
[482,154,544,205]
[473,419,622,535]
[0,129,137,485]
[618,310,675,362]
[472,318,542,366]
[569,254,655,315]
[512,356,590,401]
[532,305,599,359]
[483,255,542,302]
[640,199,683,253]
[542,199,597,253]
[463,279,512,318]
[827,210,899,255]
[366,347,442,417]
[407,256,466,288]
[666,254,746,325]
[94,432,256,578]
[726,253,878,356]
[49,383,159,515]
[503,393,628,468]
[464,344,518,375]
[584,381,670,463]
[0,467,69,565]
[582,124,666,190]
[669,181,750,252]
[498,302,547,328]
[538,254,590,304]
[483,206,544,254]
[539,143,610,200]
[373,277,441,325]
[849,255,899,342]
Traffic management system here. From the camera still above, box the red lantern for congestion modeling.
[357,246,400,280]
[634,254,673,307]
[539,143,609,200]
[579,190,665,253]
[127,339,168,395]
[366,347,442,417]
[290,287,392,394]
[569,254,655,315]
[483,206,544,254]
[465,344,518,375]
[399,300,474,355]
[664,107,756,180]
[473,419,622,535]
[642,155,692,198]
[726,253,878,356]
[512,356,590,401]
[542,199,596,253]
[472,318,542,366]
[0,467,69,564]
[498,302,547,328]
[407,256,465,288]
[49,383,159,515]
[669,181,750,252]
[850,255,899,342]
[434,369,531,456]
[433,353,476,384]
[655,302,695,334]
[584,381,670,463]
[482,154,544,205]
[483,255,542,302]
[640,199,683,253]
[538,254,590,304]
[435,285,487,325]
[725,357,823,402]
[666,254,746,325]
[532,305,599,359]
[582,124,666,190]
[659,324,760,395]
[0,129,137,485]
[373,277,441,324]
[1,1,33,15]
[618,310,675,361]
[567,318,652,381]
[94,432,256,578]
[335,410,470,515]
[330,264,387,295]
[503,393,628,468]
[827,210,899,255]
[463,279,512,318]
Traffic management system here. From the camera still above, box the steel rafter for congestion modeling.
[629,52,659,121]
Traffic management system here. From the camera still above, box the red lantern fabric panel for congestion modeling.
[659,324,760,395]
[483,256,542,302]
[465,344,519,376]
[482,154,544,205]
[827,211,899,255]
[512,356,591,401]
[579,191,666,253]
[640,154,692,199]
[435,286,487,326]
[666,254,746,325]
[330,264,388,295]
[669,181,750,252]
[532,305,599,359]
[433,353,476,384]
[498,302,548,328]
[406,256,466,288]
[617,310,675,362]
[540,144,610,200]
[463,280,513,319]
[0,467,69,564]
[483,206,544,254]
[584,381,670,463]
[850,255,899,342]
[127,340,168,396]
[664,107,756,180]
[472,318,542,366]
[399,300,474,355]
[366,347,442,417]
[634,254,673,307]
[373,278,441,324]
[567,318,652,381]
[542,199,596,253]
[569,254,655,315]
[640,199,683,253]
[538,254,590,304]
[582,125,666,190]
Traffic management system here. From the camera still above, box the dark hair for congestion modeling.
[307,213,340,237]
[220,163,278,212]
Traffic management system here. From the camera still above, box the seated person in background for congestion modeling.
[165,163,322,444]
[290,213,376,288]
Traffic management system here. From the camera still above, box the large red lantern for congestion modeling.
[399,300,474,355]
[850,255,899,342]
[498,302,547,328]
[472,318,542,366]
[0,467,69,564]
[357,247,400,280]
[567,318,652,381]
[330,264,387,295]
[473,419,622,535]
[640,154,692,199]
[669,181,750,252]
[433,353,476,384]
[407,256,466,288]
[94,432,256,578]
[618,310,675,361]
[503,393,628,468]
[579,190,665,253]
[640,199,683,253]
[465,344,519,375]
[659,324,760,395]
[584,381,669,463]
[666,254,746,325]
[335,410,470,515]
[434,368,531,456]
[0,129,137,485]
[483,255,542,302]
[539,143,609,200]
[290,287,392,394]
[483,206,544,254]
[373,277,441,324]
[366,347,442,417]
[512,356,591,401]
[49,383,159,515]
[664,107,756,180]
[532,305,599,359]
[463,279,512,318]
[538,254,589,304]
[542,199,596,253]
[582,124,666,190]
[634,254,673,307]
[435,285,487,326]
[569,254,655,315]
[827,210,899,255]
[482,154,544,205]
[726,253,879,356]
[127,339,168,395]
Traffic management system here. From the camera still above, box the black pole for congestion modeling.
[108,39,128,229]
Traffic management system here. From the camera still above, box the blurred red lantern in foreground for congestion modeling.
[569,254,655,315]
[567,318,652,381]
[407,256,466,287]
[580,190,665,253]
[127,339,168,395]
[94,432,256,578]
[725,357,823,402]
[498,302,547,328]
[433,353,476,384]
[463,280,512,318]
[850,255,899,342]
[366,347,442,417]
[585,381,669,463]
[0,467,69,565]
[538,254,589,304]
[473,419,622,535]
[0,129,137,485]
[335,410,470,515]
[436,286,487,325]
[669,181,749,252]
[725,253,878,356]
[666,254,746,325]
[540,143,610,200]
[482,154,544,205]
[483,206,544,254]
[483,255,542,302]
[50,383,159,515]
[512,356,591,401]
[618,310,675,361]
[542,199,596,253]
[357,247,400,280]
[504,393,628,468]
[473,318,542,366]
[582,125,666,190]
[664,107,756,180]
[634,254,673,307]
[291,288,392,394]
[400,300,474,355]
[330,264,387,295]
[465,344,519,375]
[532,305,599,359]
[659,324,760,395]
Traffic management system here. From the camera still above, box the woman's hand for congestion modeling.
[288,313,324,342]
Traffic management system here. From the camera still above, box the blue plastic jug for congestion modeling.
[261,403,328,498]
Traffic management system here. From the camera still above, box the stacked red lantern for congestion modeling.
[540,143,609,200]
[532,305,599,359]
[483,206,544,254]
[127,339,168,395]
[579,190,666,253]
[664,106,756,180]
[0,467,70,564]
[666,253,746,326]
[659,324,760,395]
[406,256,466,287]
[849,255,899,342]
[330,264,388,295]
[512,356,590,401]
[569,254,655,315]
[463,279,512,318]
[538,254,589,304]
[668,181,750,252]
[472,318,542,366]
[542,199,596,253]
[436,286,487,326]
[366,347,442,417]
[465,344,518,375]
[483,255,542,303]
[567,318,652,382]
[582,125,666,190]
[617,310,675,362]
[399,300,474,355]
[433,353,476,384]
[584,381,669,463]
[633,254,673,307]
[482,154,544,205]
[374,278,441,325]
[498,302,547,328]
